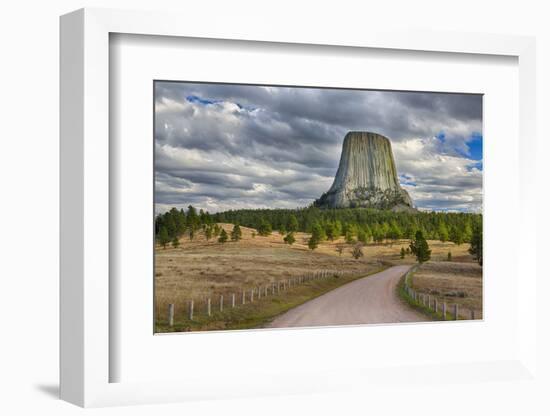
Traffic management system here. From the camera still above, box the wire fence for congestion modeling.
[162,268,367,326]
[403,266,477,320]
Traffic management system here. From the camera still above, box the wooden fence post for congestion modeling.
[207,298,211,316]
[231,293,235,308]
[168,304,174,326]
[257,287,261,300]
[250,289,254,302]
[454,304,459,320]
[434,299,438,314]
[427,295,431,310]
[442,302,446,320]
[220,295,224,312]
[242,290,246,305]
[188,300,194,320]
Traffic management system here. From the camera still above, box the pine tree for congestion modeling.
[357,229,368,244]
[450,226,464,246]
[388,221,402,246]
[165,214,177,239]
[172,236,180,248]
[308,235,319,251]
[438,222,449,242]
[447,251,452,261]
[371,224,384,244]
[312,223,326,242]
[283,232,296,245]
[307,224,323,251]
[175,208,187,236]
[380,222,390,244]
[218,229,228,243]
[205,226,213,241]
[186,205,199,231]
[463,222,473,242]
[231,224,242,241]
[345,230,356,244]
[287,215,299,232]
[258,218,272,236]
[334,220,343,239]
[325,222,337,241]
[363,224,372,244]
[469,221,483,266]
[410,230,431,264]
[158,226,170,249]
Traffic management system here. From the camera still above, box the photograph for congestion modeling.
[154,81,483,333]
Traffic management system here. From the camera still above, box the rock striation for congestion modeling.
[315,131,414,211]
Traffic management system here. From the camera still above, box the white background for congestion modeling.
[1,0,548,415]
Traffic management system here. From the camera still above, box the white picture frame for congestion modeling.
[60,8,537,408]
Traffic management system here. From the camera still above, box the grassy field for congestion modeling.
[155,223,480,331]
[406,261,483,319]
[156,268,386,332]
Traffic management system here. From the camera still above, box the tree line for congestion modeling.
[155,205,482,265]
[210,206,480,246]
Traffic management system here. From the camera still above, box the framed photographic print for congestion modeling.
[60,7,537,408]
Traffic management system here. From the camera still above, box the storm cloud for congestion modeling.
[155,82,482,214]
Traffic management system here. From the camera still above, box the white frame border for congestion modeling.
[60,7,537,407]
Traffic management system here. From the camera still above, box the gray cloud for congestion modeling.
[155,82,482,213]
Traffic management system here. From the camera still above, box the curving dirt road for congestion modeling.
[267,265,427,328]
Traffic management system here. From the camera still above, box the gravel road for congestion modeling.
[267,265,427,328]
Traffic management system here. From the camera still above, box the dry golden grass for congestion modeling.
[410,261,483,319]
[155,224,378,319]
[155,223,479,322]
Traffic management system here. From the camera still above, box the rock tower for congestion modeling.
[315,131,414,211]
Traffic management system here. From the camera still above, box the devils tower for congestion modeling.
[315,131,414,211]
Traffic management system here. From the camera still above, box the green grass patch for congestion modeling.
[156,267,386,333]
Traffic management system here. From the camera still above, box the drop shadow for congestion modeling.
[34,383,59,399]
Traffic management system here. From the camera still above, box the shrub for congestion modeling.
[351,243,364,259]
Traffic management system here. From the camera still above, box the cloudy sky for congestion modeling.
[154,81,482,214]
